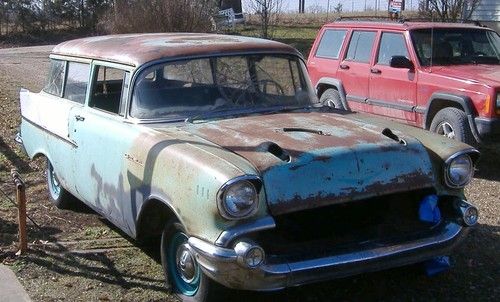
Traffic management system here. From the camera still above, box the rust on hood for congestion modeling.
[51,33,301,67]
[181,111,436,215]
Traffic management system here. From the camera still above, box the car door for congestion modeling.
[20,58,90,195]
[336,30,377,112]
[68,62,134,228]
[369,31,417,123]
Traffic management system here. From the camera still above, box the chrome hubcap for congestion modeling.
[437,122,455,139]
[176,243,197,283]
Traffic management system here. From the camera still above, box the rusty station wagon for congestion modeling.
[18,33,480,302]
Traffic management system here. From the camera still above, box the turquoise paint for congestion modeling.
[263,139,435,209]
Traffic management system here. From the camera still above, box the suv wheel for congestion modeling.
[320,88,344,109]
[429,107,475,145]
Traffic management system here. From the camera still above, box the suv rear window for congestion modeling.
[345,31,376,63]
[315,29,347,59]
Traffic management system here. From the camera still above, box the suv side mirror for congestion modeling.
[390,56,414,69]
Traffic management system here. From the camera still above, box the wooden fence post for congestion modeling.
[11,169,27,254]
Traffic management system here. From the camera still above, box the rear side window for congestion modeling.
[63,62,90,104]
[44,59,65,96]
[377,32,409,65]
[315,29,347,59]
[90,66,128,115]
[345,31,376,63]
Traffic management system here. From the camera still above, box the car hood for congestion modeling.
[183,111,435,215]
[430,64,500,87]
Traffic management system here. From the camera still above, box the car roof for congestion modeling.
[321,21,491,31]
[51,33,300,67]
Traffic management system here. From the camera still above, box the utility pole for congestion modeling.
[299,0,305,13]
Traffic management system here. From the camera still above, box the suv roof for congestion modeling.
[323,20,490,31]
[51,33,299,67]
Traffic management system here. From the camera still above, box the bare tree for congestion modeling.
[419,0,481,22]
[334,2,343,14]
[246,0,283,39]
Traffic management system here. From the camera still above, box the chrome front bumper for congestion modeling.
[189,220,469,291]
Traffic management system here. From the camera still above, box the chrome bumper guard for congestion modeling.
[189,220,469,291]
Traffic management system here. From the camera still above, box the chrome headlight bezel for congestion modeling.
[444,149,478,188]
[217,175,262,220]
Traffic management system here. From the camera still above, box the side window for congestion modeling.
[63,62,90,104]
[90,65,128,115]
[345,31,376,63]
[377,32,409,65]
[43,59,65,96]
[315,29,347,59]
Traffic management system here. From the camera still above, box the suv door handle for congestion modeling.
[339,64,350,70]
[371,68,381,74]
[75,115,85,122]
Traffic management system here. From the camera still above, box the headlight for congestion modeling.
[217,177,261,220]
[444,153,474,188]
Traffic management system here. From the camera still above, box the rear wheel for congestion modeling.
[429,107,476,146]
[161,220,218,302]
[319,88,344,109]
[46,159,75,209]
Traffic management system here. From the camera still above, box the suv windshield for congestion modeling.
[130,54,316,120]
[410,28,500,66]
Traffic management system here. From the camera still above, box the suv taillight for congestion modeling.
[496,92,500,114]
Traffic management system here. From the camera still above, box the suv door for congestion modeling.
[369,31,417,122]
[337,30,377,112]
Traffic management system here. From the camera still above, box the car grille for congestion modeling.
[255,188,449,261]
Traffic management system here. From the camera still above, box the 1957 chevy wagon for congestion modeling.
[18,33,479,301]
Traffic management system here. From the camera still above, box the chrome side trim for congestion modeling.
[215,216,276,247]
[21,116,77,148]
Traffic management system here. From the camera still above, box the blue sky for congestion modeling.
[242,0,420,13]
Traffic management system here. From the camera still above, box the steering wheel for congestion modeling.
[258,79,285,95]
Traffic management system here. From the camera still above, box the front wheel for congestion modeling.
[429,107,476,146]
[319,88,344,109]
[160,220,218,302]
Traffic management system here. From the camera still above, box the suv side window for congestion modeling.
[90,65,129,115]
[63,62,90,104]
[43,59,66,96]
[345,31,376,63]
[315,29,347,59]
[377,32,409,65]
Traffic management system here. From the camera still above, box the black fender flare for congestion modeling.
[424,92,481,143]
[315,77,350,111]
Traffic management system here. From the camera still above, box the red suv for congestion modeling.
[307,21,500,145]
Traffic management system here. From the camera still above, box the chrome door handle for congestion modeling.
[371,68,381,74]
[75,115,85,121]
[339,64,350,70]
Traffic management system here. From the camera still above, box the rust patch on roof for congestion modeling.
[51,33,301,67]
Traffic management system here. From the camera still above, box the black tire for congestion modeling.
[161,220,219,302]
[319,88,344,109]
[46,159,75,209]
[429,107,476,146]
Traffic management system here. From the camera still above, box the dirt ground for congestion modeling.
[0,46,498,302]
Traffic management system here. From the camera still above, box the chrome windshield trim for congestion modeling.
[215,216,276,247]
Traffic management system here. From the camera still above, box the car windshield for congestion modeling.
[130,54,317,120]
[410,28,500,66]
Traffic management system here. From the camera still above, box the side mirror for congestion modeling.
[390,56,414,69]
